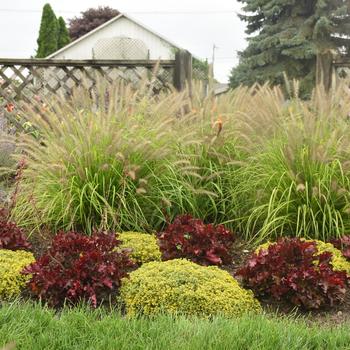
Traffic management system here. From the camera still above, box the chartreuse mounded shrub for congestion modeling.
[118,231,161,264]
[0,249,34,299]
[256,239,350,275]
[238,238,348,310]
[121,259,261,317]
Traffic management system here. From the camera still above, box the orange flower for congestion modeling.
[217,116,223,136]
[212,115,223,136]
[6,103,14,112]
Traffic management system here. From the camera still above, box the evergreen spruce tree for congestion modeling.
[230,0,350,94]
[57,16,71,49]
[36,3,58,58]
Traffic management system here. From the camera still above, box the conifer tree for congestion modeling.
[230,0,350,94]
[57,16,71,49]
[36,3,58,58]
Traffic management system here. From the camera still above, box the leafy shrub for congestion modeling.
[313,240,350,275]
[23,231,135,307]
[0,249,34,299]
[0,209,31,251]
[237,238,348,309]
[118,231,161,264]
[256,239,350,275]
[121,259,261,317]
[329,235,350,261]
[158,215,234,266]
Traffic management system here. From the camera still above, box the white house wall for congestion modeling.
[52,17,175,60]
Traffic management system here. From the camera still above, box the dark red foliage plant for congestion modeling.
[0,208,32,250]
[329,236,350,260]
[236,238,348,310]
[157,214,235,266]
[22,231,135,308]
[68,6,119,41]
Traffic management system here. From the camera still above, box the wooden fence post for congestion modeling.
[316,50,334,92]
[174,50,192,92]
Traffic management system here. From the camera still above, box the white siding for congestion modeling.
[52,17,175,60]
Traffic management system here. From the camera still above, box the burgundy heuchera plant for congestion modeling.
[236,238,348,310]
[157,214,235,266]
[23,231,135,307]
[0,208,31,250]
[329,235,350,260]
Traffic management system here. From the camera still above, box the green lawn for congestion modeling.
[1,301,350,350]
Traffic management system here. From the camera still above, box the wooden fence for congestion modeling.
[0,50,195,109]
[332,58,350,86]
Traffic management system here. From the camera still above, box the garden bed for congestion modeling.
[2,82,350,348]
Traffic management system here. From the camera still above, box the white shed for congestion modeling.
[47,13,184,60]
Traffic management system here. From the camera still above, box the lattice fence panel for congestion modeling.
[0,59,175,110]
[335,67,350,81]
[93,37,149,60]
[333,58,350,87]
[192,67,208,82]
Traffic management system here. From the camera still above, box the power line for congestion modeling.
[0,8,236,15]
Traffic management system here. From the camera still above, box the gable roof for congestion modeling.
[47,12,184,59]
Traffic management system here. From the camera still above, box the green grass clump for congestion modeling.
[1,301,350,349]
[118,231,161,264]
[224,85,350,242]
[230,144,350,242]
[0,250,34,299]
[120,259,261,317]
[11,83,216,234]
[10,80,350,243]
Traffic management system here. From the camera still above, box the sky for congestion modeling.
[0,0,247,83]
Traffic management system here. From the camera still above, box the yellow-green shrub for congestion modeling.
[120,259,261,317]
[314,240,350,274]
[256,239,350,274]
[118,232,161,264]
[0,249,35,299]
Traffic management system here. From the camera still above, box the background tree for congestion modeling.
[36,3,58,58]
[230,0,350,95]
[68,6,120,41]
[57,16,71,50]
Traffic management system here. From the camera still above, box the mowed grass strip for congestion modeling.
[0,301,350,350]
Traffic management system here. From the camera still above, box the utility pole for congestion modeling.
[209,44,217,93]
[212,44,217,72]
